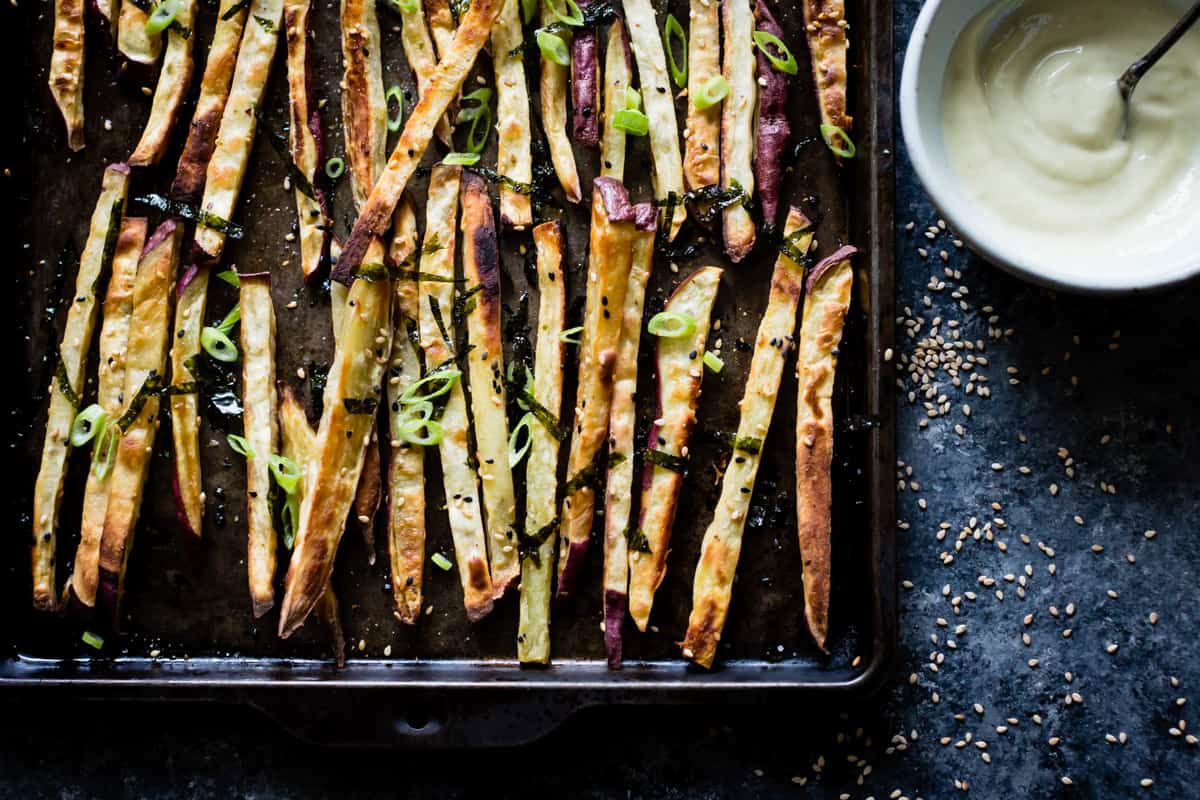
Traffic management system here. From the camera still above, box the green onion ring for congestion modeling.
[325,157,346,179]
[281,492,300,550]
[559,326,583,344]
[269,454,303,495]
[752,30,798,75]
[819,124,857,159]
[508,412,535,467]
[227,433,255,458]
[200,326,239,363]
[386,85,404,132]
[145,0,179,36]
[398,416,444,446]
[399,368,462,405]
[612,109,649,137]
[664,13,687,87]
[536,29,570,66]
[91,425,119,479]
[647,311,697,338]
[216,303,241,335]
[694,74,730,111]
[545,0,583,26]
[466,107,492,153]
[70,404,109,447]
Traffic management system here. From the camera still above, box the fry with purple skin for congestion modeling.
[49,0,84,151]
[626,265,722,631]
[283,0,329,279]
[680,209,813,668]
[32,163,130,611]
[491,0,534,228]
[721,0,757,261]
[555,178,638,598]
[539,0,581,201]
[570,0,600,147]
[240,274,278,617]
[97,221,182,630]
[795,244,857,649]
[131,0,199,166]
[600,19,633,180]
[601,204,656,668]
[803,0,853,159]
[753,0,790,230]
[683,0,720,192]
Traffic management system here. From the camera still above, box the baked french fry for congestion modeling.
[170,0,250,203]
[32,163,130,611]
[460,172,520,596]
[341,0,388,210]
[601,204,656,667]
[721,0,757,260]
[425,0,456,57]
[335,0,504,280]
[803,0,853,156]
[65,218,147,615]
[599,20,632,181]
[97,221,182,629]
[795,244,857,649]
[623,0,688,239]
[517,220,567,665]
[168,263,209,540]
[680,210,813,668]
[131,0,200,166]
[117,0,163,67]
[396,0,452,145]
[193,0,284,264]
[491,0,533,228]
[283,0,329,279]
[683,0,720,191]
[555,178,637,598]
[49,0,85,151]
[753,0,790,228]
[417,166,495,621]
[538,1,581,202]
[240,274,279,617]
[570,0,599,147]
[627,265,722,631]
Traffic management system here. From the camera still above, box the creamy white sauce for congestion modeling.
[942,0,1200,280]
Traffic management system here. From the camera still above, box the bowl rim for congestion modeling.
[899,0,1200,295]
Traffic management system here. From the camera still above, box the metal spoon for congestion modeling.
[1118,0,1200,139]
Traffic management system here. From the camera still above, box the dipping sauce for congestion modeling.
[942,0,1200,280]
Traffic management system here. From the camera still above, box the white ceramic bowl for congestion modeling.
[900,0,1200,294]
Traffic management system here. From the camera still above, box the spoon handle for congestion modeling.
[1120,0,1200,95]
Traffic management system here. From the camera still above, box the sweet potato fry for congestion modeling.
[491,0,534,228]
[803,0,853,155]
[168,263,209,540]
[538,1,581,202]
[721,0,757,260]
[795,244,857,649]
[570,0,600,148]
[32,163,130,611]
[117,1,162,67]
[753,0,790,228]
[517,220,567,665]
[397,0,453,144]
[65,218,147,615]
[555,178,637,598]
[283,0,329,279]
[425,0,456,57]
[627,265,722,631]
[599,19,632,180]
[341,0,387,210]
[49,0,85,151]
[130,0,199,166]
[682,0,720,191]
[97,221,182,629]
[680,210,813,668]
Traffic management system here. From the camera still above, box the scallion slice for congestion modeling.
[396,0,419,12]
[269,454,302,495]
[91,425,119,479]
[216,269,241,288]
[227,433,255,458]
[457,88,494,122]
[647,311,697,338]
[819,124,857,159]
[216,304,241,335]
[81,631,105,650]
[399,368,462,405]
[281,492,300,550]
[443,152,481,166]
[703,350,724,373]
[664,13,687,87]
[145,0,179,35]
[536,29,570,66]
[431,552,453,571]
[752,30,798,75]
[545,0,583,26]
[200,326,239,363]
[508,412,534,467]
[70,404,109,447]
[325,157,345,179]
[559,326,583,344]
[386,85,404,132]
[624,86,641,111]
[612,109,649,137]
[466,108,491,153]
[694,74,729,111]
[398,417,444,446]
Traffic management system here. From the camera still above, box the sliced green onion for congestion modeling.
[216,303,241,335]
[647,311,697,338]
[612,109,649,137]
[325,157,345,179]
[521,0,537,24]
[443,152,481,166]
[200,326,239,363]
[386,85,404,132]
[694,74,729,111]
[820,124,857,159]
[398,417,444,446]
[397,399,435,428]
[81,631,105,650]
[269,454,302,495]
[70,404,109,447]
[545,0,582,26]
[508,412,534,467]
[664,13,687,87]
[624,86,641,111]
[431,552,453,571]
[466,108,491,153]
[91,424,119,479]
[227,433,255,458]
[216,269,241,288]
[752,30,798,75]
[559,326,583,344]
[457,88,494,122]
[536,29,570,66]
[399,368,462,405]
[281,492,300,550]
[145,0,179,36]
[703,350,724,373]
[396,0,419,12]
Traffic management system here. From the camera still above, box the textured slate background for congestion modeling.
[4,1,1199,796]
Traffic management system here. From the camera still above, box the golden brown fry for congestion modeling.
[425,0,456,58]
[341,0,388,209]
[803,0,853,145]
[131,0,200,166]
[397,0,452,144]
[683,0,721,191]
[49,0,85,152]
[240,274,279,617]
[721,0,757,260]
[66,218,147,614]
[170,0,250,202]
[517,220,567,664]
[600,20,632,181]
[795,244,856,649]
[168,264,209,540]
[97,221,182,629]
[283,0,329,279]
[538,1,581,202]
[627,265,722,631]
[556,178,636,598]
[117,0,163,67]
[681,211,814,668]
[491,0,533,228]
[32,163,130,612]
[335,0,504,280]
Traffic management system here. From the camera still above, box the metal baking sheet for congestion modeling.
[2,0,895,745]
